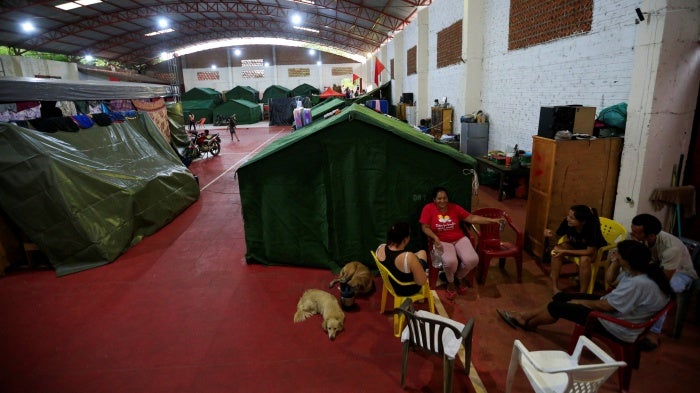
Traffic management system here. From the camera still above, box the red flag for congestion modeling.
[374,58,385,86]
[352,73,359,84]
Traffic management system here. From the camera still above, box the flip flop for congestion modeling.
[456,283,468,295]
[497,309,520,329]
[639,337,659,352]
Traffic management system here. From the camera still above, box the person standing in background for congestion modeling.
[188,113,196,133]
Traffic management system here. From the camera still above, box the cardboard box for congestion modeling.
[537,106,596,138]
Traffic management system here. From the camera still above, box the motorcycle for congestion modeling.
[184,130,221,160]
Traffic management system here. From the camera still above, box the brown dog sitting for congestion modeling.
[329,261,374,295]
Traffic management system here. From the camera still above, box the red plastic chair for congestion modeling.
[472,208,524,284]
[568,300,675,393]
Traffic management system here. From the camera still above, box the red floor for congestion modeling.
[0,124,698,393]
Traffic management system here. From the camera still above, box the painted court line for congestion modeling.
[200,130,286,191]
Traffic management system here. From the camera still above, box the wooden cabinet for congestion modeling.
[524,136,623,259]
[397,103,408,120]
[431,107,453,136]
[397,103,416,124]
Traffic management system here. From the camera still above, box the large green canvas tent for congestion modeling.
[238,104,475,271]
[291,83,320,98]
[0,114,200,276]
[262,85,291,103]
[213,99,262,125]
[225,85,259,103]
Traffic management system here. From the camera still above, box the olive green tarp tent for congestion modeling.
[310,97,348,121]
[167,101,190,147]
[291,83,320,98]
[225,86,259,103]
[262,84,291,103]
[182,87,223,123]
[0,114,200,276]
[182,87,222,102]
[213,99,262,125]
[238,104,475,271]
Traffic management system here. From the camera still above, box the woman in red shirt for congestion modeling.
[420,187,503,300]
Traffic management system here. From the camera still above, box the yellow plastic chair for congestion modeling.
[557,217,626,293]
[371,250,435,337]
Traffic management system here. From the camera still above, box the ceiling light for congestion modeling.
[20,22,35,33]
[285,0,315,5]
[55,0,102,10]
[158,18,169,29]
[145,28,174,37]
[234,49,241,56]
[316,60,322,66]
[56,2,81,10]
[211,65,217,70]
[308,49,316,55]
[84,55,94,62]
[291,14,302,25]
[293,26,319,34]
[264,62,270,67]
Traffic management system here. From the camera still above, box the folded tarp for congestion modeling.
[0,113,200,276]
[310,98,347,121]
[0,76,175,101]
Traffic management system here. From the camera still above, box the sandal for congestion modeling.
[456,283,468,295]
[497,309,525,329]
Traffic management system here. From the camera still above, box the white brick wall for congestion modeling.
[182,63,361,99]
[428,0,465,130]
[481,0,638,152]
[400,15,420,108]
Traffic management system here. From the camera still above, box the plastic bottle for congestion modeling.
[431,245,443,269]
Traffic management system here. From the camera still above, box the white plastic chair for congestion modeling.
[397,298,474,393]
[505,336,626,393]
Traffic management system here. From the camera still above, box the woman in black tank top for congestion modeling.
[376,222,428,296]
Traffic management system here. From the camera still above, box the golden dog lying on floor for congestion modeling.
[328,261,374,295]
[294,289,345,340]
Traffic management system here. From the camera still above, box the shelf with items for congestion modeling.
[430,107,453,136]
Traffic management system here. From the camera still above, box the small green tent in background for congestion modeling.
[262,84,291,103]
[291,83,320,98]
[213,99,262,125]
[182,87,223,123]
[310,97,347,121]
[182,87,222,102]
[238,104,475,271]
[225,86,259,103]
[182,100,218,124]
